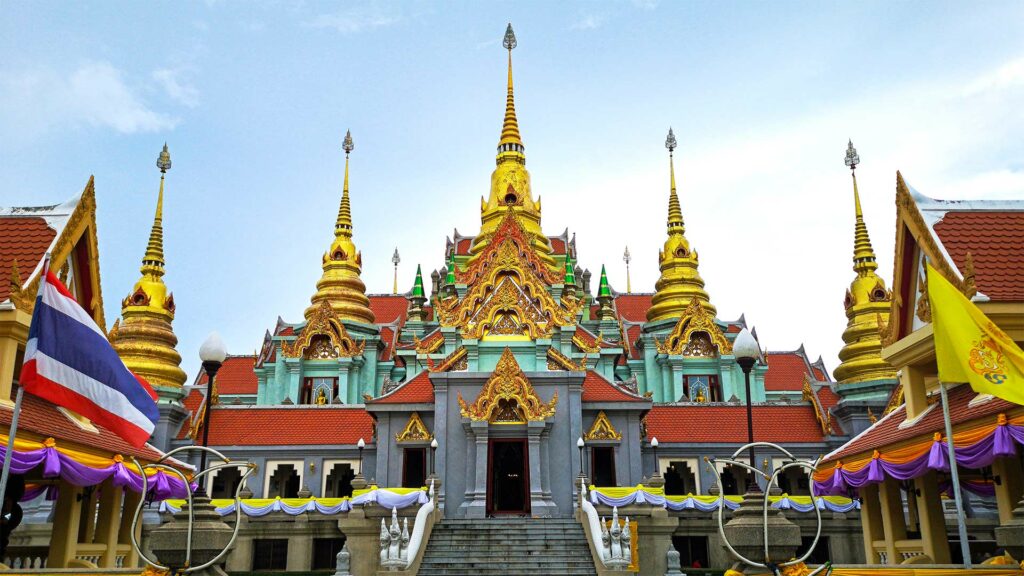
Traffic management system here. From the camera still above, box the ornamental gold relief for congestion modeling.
[655,298,732,356]
[282,299,366,359]
[457,347,557,423]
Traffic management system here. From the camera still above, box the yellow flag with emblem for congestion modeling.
[927,263,1024,404]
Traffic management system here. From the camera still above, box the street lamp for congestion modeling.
[430,438,438,476]
[577,437,586,480]
[733,327,761,492]
[197,332,227,496]
[357,438,366,476]
[651,437,659,478]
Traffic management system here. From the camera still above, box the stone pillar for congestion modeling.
[464,421,489,518]
[48,480,82,568]
[993,456,1024,525]
[637,509,679,576]
[149,496,236,576]
[722,488,800,567]
[225,517,252,573]
[914,472,950,563]
[526,421,556,517]
[859,483,884,563]
[287,516,312,571]
[877,478,906,565]
[337,508,382,575]
[96,481,124,568]
[119,489,143,567]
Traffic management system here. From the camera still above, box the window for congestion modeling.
[778,466,810,496]
[683,375,721,402]
[591,447,616,487]
[720,464,749,495]
[800,536,830,564]
[312,538,346,570]
[672,536,709,569]
[402,448,427,488]
[302,377,338,405]
[252,539,288,571]
[324,462,355,498]
[210,467,243,499]
[267,464,300,498]
[664,461,697,496]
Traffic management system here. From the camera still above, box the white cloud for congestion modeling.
[962,56,1024,97]
[152,67,200,108]
[306,8,397,33]
[571,14,604,31]
[0,61,177,136]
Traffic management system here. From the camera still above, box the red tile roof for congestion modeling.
[582,371,647,403]
[456,239,472,255]
[277,326,295,336]
[0,217,55,301]
[614,294,653,323]
[934,211,1024,301]
[0,393,169,462]
[203,406,374,446]
[726,324,742,334]
[625,325,643,360]
[549,237,566,255]
[811,367,827,381]
[369,295,409,326]
[196,356,258,395]
[645,405,826,443]
[379,326,396,361]
[764,352,812,391]
[816,385,841,411]
[369,371,434,404]
[823,384,1016,464]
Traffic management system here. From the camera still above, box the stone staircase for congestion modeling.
[417,517,598,576]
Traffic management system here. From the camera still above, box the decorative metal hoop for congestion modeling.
[710,442,828,575]
[129,445,256,573]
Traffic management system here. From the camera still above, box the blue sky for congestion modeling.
[2,1,1023,380]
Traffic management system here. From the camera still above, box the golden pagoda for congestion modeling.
[306,130,375,325]
[109,144,187,399]
[833,141,896,385]
[647,129,716,322]
[468,24,555,268]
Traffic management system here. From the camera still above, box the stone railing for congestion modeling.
[578,479,634,573]
[377,479,438,573]
[1,556,46,569]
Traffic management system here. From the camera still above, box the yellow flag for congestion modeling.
[927,263,1024,404]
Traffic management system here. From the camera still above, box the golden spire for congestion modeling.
[336,130,354,237]
[470,23,554,268]
[648,128,715,322]
[834,140,896,386]
[109,143,187,400]
[306,131,375,324]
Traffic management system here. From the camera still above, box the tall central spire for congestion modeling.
[470,23,554,268]
[336,130,354,238]
[846,140,877,275]
[141,143,171,278]
[665,128,684,234]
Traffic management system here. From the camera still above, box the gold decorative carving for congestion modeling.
[654,298,731,356]
[456,209,560,286]
[395,412,433,442]
[915,265,931,323]
[801,377,832,435]
[413,331,444,355]
[962,251,977,299]
[457,347,557,422]
[884,384,904,414]
[573,331,602,354]
[585,411,622,441]
[281,299,366,359]
[546,347,585,371]
[428,346,468,372]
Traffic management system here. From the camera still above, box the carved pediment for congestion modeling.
[585,410,622,441]
[458,347,557,423]
[395,412,433,442]
[282,300,366,359]
[654,298,731,357]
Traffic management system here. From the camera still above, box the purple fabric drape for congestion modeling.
[815,423,1024,496]
[0,445,190,499]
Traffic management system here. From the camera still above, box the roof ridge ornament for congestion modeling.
[503,23,517,50]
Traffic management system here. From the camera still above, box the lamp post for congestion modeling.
[197,332,227,496]
[357,438,365,475]
[733,327,760,492]
[577,437,586,481]
[430,438,438,476]
[651,437,659,474]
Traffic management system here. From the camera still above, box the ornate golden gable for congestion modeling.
[546,347,585,371]
[281,299,366,359]
[458,209,560,286]
[395,412,433,442]
[428,346,468,372]
[458,347,557,423]
[585,410,622,441]
[654,297,732,356]
[413,331,444,354]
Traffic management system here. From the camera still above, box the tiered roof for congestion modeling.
[645,404,828,444]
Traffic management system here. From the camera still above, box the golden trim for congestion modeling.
[584,410,622,441]
[395,411,433,443]
[573,332,602,354]
[457,347,557,422]
[546,347,585,371]
[281,300,366,359]
[428,346,468,372]
[654,298,732,356]
[801,377,832,435]
[413,332,444,355]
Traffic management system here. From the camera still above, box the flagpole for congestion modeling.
[939,381,972,568]
[0,254,49,507]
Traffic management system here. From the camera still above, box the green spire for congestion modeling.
[445,251,457,285]
[598,265,612,298]
[412,264,425,298]
[564,254,576,286]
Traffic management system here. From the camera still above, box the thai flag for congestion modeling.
[19,269,159,448]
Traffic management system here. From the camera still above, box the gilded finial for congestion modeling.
[844,139,859,171]
[343,130,354,155]
[665,128,677,153]
[503,23,517,51]
[157,143,172,173]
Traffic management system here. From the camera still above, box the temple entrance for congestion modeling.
[487,439,530,515]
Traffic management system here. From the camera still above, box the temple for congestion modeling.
[3,22,1022,576]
